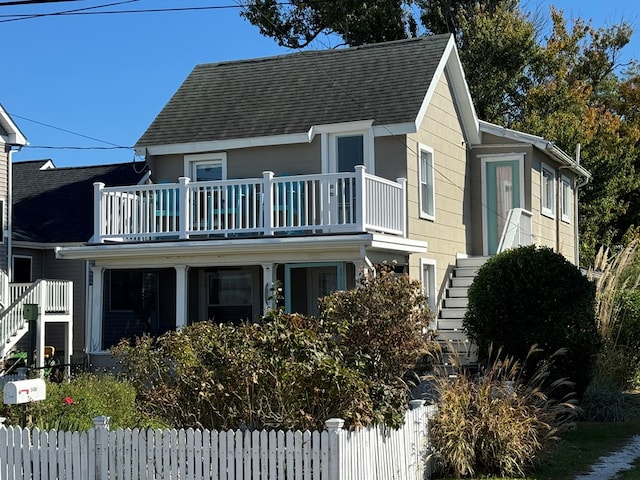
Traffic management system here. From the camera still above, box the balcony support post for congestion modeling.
[262,171,274,236]
[397,177,408,237]
[93,182,105,243]
[175,264,188,330]
[178,177,190,239]
[355,166,366,232]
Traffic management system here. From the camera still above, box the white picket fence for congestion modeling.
[0,402,434,480]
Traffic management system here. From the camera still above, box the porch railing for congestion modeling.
[0,280,73,359]
[94,167,407,243]
[497,208,533,253]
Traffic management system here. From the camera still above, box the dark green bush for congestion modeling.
[429,347,578,478]
[581,373,640,422]
[114,265,435,431]
[1,374,165,430]
[463,245,599,396]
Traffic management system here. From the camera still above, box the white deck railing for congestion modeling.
[497,208,533,253]
[94,167,407,243]
[0,280,73,359]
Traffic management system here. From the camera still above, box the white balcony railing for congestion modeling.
[94,167,407,243]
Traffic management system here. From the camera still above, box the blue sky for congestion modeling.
[3,0,639,167]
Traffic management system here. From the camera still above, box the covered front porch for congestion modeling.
[57,234,426,358]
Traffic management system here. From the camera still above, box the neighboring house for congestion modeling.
[12,159,149,364]
[56,34,590,367]
[0,106,74,374]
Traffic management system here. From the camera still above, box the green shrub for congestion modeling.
[1,374,165,431]
[463,245,600,395]
[429,347,578,478]
[114,265,436,431]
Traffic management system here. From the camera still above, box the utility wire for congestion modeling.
[0,0,83,6]
[10,112,132,149]
[0,0,140,22]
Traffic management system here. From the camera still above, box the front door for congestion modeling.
[285,263,346,317]
[484,159,522,255]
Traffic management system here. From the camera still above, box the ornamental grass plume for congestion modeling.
[428,345,578,478]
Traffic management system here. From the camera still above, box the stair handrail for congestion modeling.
[497,208,533,253]
[0,280,44,358]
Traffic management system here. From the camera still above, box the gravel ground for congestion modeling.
[574,435,640,479]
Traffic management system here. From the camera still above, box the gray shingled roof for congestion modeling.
[136,35,451,148]
[13,160,148,243]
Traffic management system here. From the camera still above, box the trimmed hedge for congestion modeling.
[463,245,599,395]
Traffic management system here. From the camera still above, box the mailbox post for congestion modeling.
[23,304,39,371]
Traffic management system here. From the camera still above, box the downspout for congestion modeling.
[6,143,21,281]
[573,144,589,267]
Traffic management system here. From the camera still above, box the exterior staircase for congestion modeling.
[436,256,489,371]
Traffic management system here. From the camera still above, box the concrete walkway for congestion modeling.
[574,435,640,479]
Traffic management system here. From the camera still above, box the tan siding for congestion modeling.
[406,72,471,300]
[149,139,323,182]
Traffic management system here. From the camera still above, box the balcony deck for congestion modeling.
[93,167,407,244]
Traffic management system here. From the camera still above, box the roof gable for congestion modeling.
[136,35,480,152]
[0,104,27,146]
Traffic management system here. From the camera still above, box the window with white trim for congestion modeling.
[560,175,571,223]
[0,199,4,243]
[541,163,556,218]
[184,152,227,181]
[420,259,437,313]
[418,145,435,220]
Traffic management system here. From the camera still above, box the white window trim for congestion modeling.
[420,258,438,313]
[541,162,556,219]
[318,121,375,174]
[560,174,571,223]
[0,198,4,244]
[418,143,436,221]
[184,152,228,180]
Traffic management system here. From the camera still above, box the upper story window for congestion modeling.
[184,152,227,181]
[560,175,571,223]
[335,134,365,172]
[316,120,374,174]
[418,144,435,220]
[541,162,556,218]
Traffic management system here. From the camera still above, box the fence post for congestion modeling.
[325,417,344,480]
[93,415,110,480]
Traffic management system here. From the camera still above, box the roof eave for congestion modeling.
[478,120,591,179]
[0,104,28,146]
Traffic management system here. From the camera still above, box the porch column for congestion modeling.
[355,165,366,232]
[36,287,46,377]
[262,172,274,236]
[90,266,104,353]
[178,177,190,240]
[64,286,73,379]
[397,177,407,237]
[175,265,188,329]
[261,263,275,315]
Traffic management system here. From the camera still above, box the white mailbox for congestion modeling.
[3,379,47,404]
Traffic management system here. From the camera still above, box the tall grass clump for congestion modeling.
[429,346,578,478]
[582,238,640,420]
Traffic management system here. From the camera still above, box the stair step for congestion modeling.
[443,297,467,308]
[440,307,466,319]
[456,256,490,268]
[437,319,464,330]
[454,266,479,278]
[447,286,469,298]
[451,277,474,288]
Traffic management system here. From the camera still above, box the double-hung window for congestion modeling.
[420,258,437,313]
[541,163,556,218]
[418,144,435,220]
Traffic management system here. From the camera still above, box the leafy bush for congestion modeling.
[1,374,165,431]
[463,245,599,395]
[429,347,578,478]
[114,265,436,431]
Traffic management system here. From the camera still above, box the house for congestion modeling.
[12,159,149,365]
[0,106,74,375]
[55,34,590,367]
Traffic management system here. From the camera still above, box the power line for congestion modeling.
[10,112,132,149]
[0,0,83,6]
[0,0,140,22]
